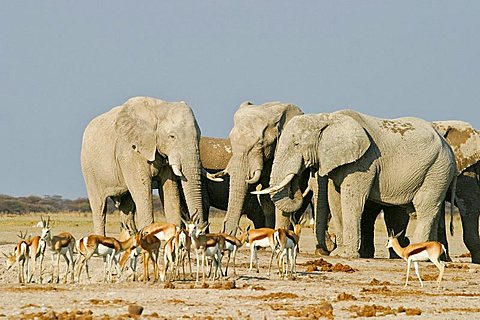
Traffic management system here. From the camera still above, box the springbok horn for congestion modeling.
[201,168,224,182]
[246,169,261,184]
[289,214,296,227]
[251,173,295,195]
[394,229,405,238]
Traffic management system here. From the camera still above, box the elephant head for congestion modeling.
[256,111,370,213]
[220,101,303,233]
[432,121,480,173]
[115,97,204,224]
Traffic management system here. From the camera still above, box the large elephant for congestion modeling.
[81,96,204,235]
[213,101,308,234]
[344,121,480,263]
[257,110,457,258]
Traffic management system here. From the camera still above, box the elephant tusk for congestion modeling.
[201,168,224,182]
[171,164,184,178]
[251,173,295,195]
[246,169,261,184]
[302,185,311,197]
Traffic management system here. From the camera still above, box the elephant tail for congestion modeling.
[449,175,457,236]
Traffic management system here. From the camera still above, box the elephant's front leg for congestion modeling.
[159,168,183,225]
[359,202,382,258]
[332,173,374,258]
[124,170,154,230]
[314,175,331,255]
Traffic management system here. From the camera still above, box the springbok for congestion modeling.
[3,231,30,283]
[40,216,76,283]
[76,229,137,283]
[386,230,446,289]
[208,224,248,276]
[161,228,192,281]
[273,215,304,277]
[245,227,276,275]
[182,210,224,283]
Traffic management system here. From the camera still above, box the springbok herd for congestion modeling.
[3,212,308,286]
[3,212,447,290]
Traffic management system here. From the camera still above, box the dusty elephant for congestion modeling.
[81,96,204,235]
[257,110,457,258]
[213,101,311,234]
[344,121,480,263]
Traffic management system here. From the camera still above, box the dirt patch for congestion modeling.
[302,258,356,273]
[347,305,422,317]
[285,301,334,319]
[369,278,391,285]
[361,286,392,294]
[252,292,299,300]
[1,285,67,292]
[336,292,358,301]
[89,299,127,306]
[164,281,175,289]
[241,284,266,291]
[18,309,96,320]
[209,280,236,290]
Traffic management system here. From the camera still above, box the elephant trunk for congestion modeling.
[270,174,304,213]
[169,144,204,223]
[223,155,251,234]
[269,154,304,213]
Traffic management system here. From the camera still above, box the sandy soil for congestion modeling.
[0,213,479,319]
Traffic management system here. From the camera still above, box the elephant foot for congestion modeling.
[314,247,331,256]
[330,246,360,259]
[470,251,480,264]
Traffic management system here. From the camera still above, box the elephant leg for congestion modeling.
[359,201,382,258]
[117,193,137,233]
[328,179,343,248]
[436,202,451,261]
[124,172,153,230]
[314,175,331,255]
[334,172,374,258]
[158,167,183,225]
[383,206,410,259]
[456,171,480,264]
[90,194,107,236]
[412,192,443,244]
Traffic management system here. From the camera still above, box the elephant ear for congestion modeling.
[115,97,159,162]
[318,113,371,176]
[262,102,304,145]
[433,121,480,172]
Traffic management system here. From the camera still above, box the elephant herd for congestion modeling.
[81,96,480,264]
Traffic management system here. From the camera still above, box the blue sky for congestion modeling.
[1,1,479,199]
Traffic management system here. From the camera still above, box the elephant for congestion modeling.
[212,101,310,234]
[256,109,457,258]
[81,96,204,235]
[340,121,480,263]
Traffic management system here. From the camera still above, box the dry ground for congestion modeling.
[0,212,479,319]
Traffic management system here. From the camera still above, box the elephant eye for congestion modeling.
[168,134,176,140]
[293,141,299,146]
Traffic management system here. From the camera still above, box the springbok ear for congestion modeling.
[115,98,159,162]
[318,113,371,176]
[433,121,480,172]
